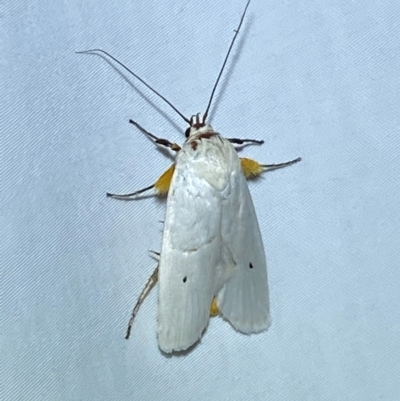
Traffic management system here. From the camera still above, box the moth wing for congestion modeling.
[157,138,230,353]
[217,143,270,334]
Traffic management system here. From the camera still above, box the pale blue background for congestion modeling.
[3,1,400,400]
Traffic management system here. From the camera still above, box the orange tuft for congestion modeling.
[240,158,264,179]
[210,297,220,316]
[154,164,175,195]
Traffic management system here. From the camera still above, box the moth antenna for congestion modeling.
[203,0,251,123]
[76,49,190,124]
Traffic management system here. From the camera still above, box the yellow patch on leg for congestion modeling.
[210,297,220,316]
[154,164,175,195]
[240,158,264,179]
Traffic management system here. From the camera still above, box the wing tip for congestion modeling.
[158,334,203,354]
[224,313,271,335]
[158,321,209,354]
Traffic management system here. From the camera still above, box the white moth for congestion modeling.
[78,0,300,353]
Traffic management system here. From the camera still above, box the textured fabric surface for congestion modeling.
[3,1,400,400]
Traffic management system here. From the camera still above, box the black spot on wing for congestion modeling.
[182,276,187,283]
[249,262,253,269]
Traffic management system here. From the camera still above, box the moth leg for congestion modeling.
[241,157,302,179]
[129,119,181,152]
[210,297,220,316]
[106,184,154,199]
[107,164,175,199]
[125,266,159,340]
[227,137,264,145]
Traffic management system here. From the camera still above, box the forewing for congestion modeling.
[217,141,270,334]
[157,137,230,353]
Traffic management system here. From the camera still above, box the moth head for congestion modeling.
[185,113,214,138]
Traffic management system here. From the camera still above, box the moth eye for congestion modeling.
[185,127,191,138]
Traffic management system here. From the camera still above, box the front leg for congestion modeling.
[129,119,181,152]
